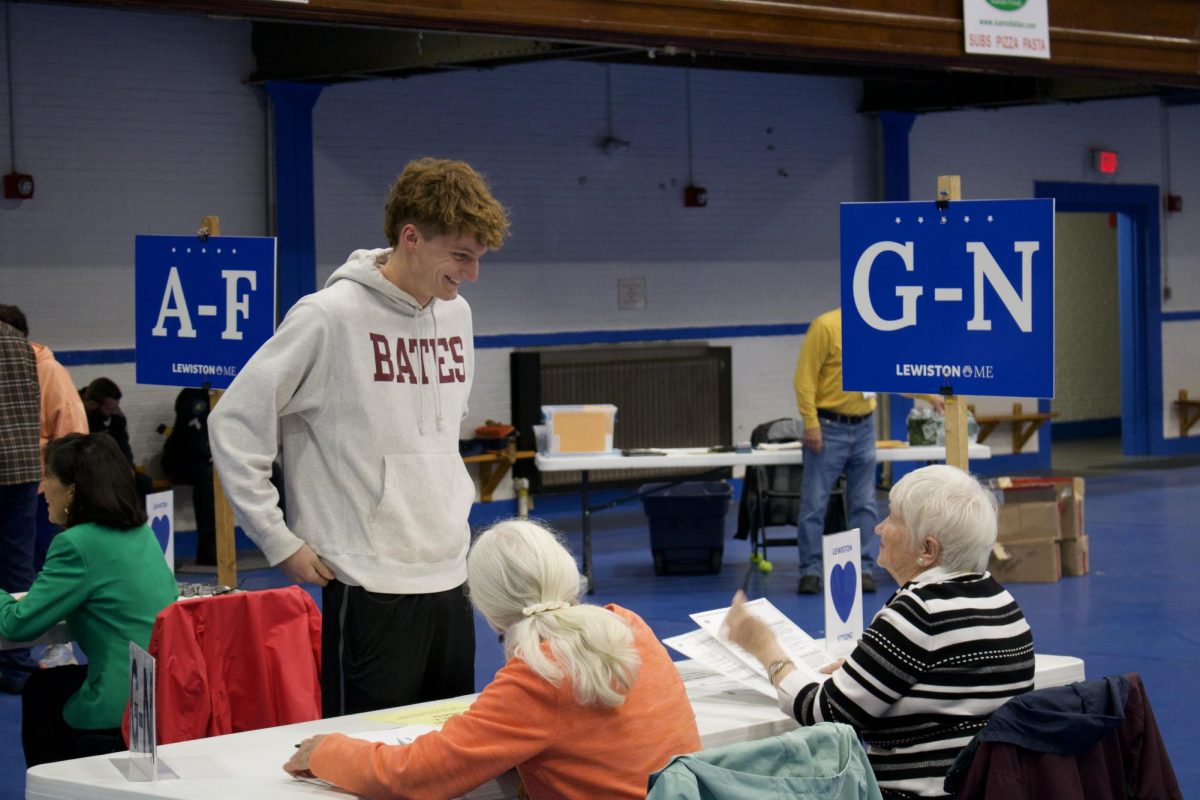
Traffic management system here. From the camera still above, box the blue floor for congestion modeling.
[1,465,1197,798]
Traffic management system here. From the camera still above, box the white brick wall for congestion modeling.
[312,63,870,494]
[5,3,1200,492]
[909,97,1200,444]
[1160,104,1200,439]
[1162,320,1200,438]
[0,5,264,472]
[1163,104,1200,310]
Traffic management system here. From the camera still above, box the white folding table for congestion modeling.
[536,444,992,591]
[25,650,1081,800]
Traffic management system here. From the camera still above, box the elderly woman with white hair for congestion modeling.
[286,518,701,799]
[726,464,1035,799]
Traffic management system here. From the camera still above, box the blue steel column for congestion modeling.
[265,81,323,319]
[881,112,916,203]
[879,112,919,479]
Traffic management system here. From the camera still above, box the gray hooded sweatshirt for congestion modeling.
[209,248,475,593]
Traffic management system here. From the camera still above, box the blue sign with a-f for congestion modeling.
[840,198,1054,398]
[135,235,277,390]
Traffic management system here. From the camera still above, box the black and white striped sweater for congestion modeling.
[781,568,1034,798]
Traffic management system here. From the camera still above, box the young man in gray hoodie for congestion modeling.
[210,158,510,716]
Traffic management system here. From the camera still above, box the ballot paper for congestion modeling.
[667,598,838,694]
[367,700,472,726]
[663,629,776,698]
[754,440,803,451]
[345,724,438,745]
[673,660,763,699]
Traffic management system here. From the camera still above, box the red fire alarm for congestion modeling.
[3,172,35,200]
[683,185,707,208]
[1090,149,1119,175]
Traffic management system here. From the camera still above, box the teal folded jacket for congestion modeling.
[647,722,883,800]
[0,522,178,729]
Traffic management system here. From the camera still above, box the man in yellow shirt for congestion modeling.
[793,308,942,594]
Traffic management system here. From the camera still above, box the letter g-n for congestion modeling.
[852,241,922,331]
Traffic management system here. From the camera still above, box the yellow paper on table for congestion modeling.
[368,701,472,727]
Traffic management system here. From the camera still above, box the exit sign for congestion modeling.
[1091,149,1119,175]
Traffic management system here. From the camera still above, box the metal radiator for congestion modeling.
[511,344,732,490]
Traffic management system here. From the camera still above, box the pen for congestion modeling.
[738,562,755,594]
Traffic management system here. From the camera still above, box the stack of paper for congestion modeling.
[663,598,838,698]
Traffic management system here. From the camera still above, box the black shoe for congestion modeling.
[797,575,822,594]
[862,572,877,593]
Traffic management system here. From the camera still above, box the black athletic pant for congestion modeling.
[321,581,475,717]
[22,665,125,767]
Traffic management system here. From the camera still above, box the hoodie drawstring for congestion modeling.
[413,305,446,435]
[415,311,427,436]
[432,305,444,432]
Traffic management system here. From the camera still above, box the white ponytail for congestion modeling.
[468,518,641,707]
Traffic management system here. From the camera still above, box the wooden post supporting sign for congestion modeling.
[198,215,239,590]
[935,177,970,472]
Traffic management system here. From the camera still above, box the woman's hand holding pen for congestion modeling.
[284,734,327,779]
[723,590,790,679]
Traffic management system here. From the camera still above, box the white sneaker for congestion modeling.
[38,643,78,668]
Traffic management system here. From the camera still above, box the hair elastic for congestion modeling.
[522,601,570,617]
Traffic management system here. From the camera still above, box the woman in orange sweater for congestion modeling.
[285,518,701,799]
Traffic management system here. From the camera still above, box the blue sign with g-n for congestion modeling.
[135,235,277,390]
[840,198,1054,398]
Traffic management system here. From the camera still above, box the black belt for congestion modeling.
[817,408,872,425]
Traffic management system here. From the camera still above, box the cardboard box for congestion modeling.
[989,538,1062,583]
[1060,533,1090,577]
[541,404,617,454]
[996,491,1061,543]
[994,476,1085,540]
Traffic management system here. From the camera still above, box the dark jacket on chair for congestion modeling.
[945,673,1181,799]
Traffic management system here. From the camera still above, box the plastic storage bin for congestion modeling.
[640,481,732,576]
[541,404,618,454]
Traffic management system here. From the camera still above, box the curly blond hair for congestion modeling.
[383,158,510,249]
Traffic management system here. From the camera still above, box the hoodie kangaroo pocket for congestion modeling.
[366,453,474,564]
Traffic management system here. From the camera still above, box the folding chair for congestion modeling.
[734,418,847,573]
[944,673,1181,798]
[647,722,883,799]
[123,585,322,745]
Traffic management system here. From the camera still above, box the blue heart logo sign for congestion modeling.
[151,515,171,553]
[829,562,858,623]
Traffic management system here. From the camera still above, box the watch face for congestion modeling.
[17,177,33,195]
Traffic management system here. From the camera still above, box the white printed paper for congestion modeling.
[823,528,865,657]
[690,599,837,687]
[345,725,437,745]
[127,642,157,781]
[663,630,776,698]
[145,490,174,571]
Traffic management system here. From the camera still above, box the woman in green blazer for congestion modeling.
[0,433,178,766]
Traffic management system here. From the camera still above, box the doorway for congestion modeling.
[1034,182,1160,456]
[1050,212,1121,466]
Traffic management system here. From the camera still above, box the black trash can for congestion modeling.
[640,481,733,576]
